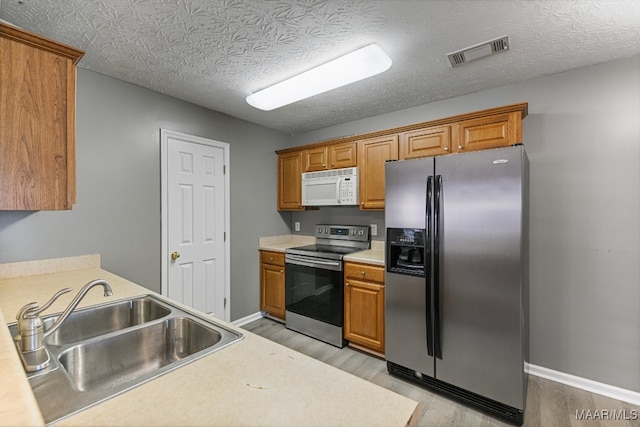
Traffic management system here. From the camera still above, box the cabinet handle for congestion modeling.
[346,282,350,286]
[361,271,366,276]
[458,144,463,149]
[269,257,274,261]
[323,163,326,168]
[280,270,284,273]
[443,146,448,151]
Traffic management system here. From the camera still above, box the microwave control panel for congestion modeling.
[340,177,358,204]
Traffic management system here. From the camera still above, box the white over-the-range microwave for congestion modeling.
[301,167,359,206]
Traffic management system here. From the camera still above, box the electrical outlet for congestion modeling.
[370,224,377,236]
[294,221,300,232]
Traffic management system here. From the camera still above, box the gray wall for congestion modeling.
[0,69,292,321]
[290,56,640,392]
[1,49,637,394]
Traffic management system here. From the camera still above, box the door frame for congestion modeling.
[160,129,231,321]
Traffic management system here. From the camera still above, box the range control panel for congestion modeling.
[314,224,370,242]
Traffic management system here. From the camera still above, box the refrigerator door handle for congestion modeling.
[426,176,434,357]
[434,174,443,359]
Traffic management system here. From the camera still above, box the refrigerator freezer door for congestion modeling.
[434,146,526,410]
[385,157,435,376]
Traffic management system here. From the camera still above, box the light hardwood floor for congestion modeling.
[242,317,639,427]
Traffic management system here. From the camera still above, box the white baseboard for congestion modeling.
[231,311,264,327]
[527,363,640,406]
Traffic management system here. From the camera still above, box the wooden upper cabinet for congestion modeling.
[275,103,527,211]
[453,111,522,153]
[357,134,398,210]
[303,141,356,171]
[0,23,84,210]
[328,141,357,169]
[303,146,328,171]
[399,125,451,160]
[277,151,304,211]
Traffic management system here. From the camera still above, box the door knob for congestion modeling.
[171,251,181,260]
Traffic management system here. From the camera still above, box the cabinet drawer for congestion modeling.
[260,251,285,266]
[345,262,384,283]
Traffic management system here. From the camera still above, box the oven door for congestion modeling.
[285,254,343,327]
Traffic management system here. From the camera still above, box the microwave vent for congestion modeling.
[303,167,358,180]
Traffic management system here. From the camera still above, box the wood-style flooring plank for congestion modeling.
[242,318,639,427]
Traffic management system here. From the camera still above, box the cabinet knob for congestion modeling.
[269,256,274,261]
[346,282,350,287]
[458,144,463,149]
[444,146,448,151]
[280,270,284,273]
[361,271,366,276]
[171,251,181,260]
[323,164,326,168]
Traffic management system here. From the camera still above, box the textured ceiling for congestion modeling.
[2,0,640,134]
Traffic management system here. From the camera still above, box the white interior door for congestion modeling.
[161,129,229,321]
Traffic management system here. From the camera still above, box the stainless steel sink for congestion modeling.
[8,294,243,425]
[44,297,171,346]
[59,317,221,392]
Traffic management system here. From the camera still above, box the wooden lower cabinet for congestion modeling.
[260,250,286,320]
[344,262,385,355]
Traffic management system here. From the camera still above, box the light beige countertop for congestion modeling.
[258,234,315,252]
[344,240,385,266]
[0,256,416,426]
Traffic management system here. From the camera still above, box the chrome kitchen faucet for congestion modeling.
[14,279,113,372]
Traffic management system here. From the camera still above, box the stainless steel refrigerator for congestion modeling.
[384,145,529,425]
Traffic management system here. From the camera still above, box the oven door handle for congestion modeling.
[285,254,342,271]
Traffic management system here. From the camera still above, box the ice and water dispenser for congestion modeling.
[386,228,426,276]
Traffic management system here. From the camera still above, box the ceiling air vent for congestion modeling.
[447,36,510,67]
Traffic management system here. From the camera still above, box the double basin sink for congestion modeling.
[8,295,243,424]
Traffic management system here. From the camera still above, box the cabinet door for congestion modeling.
[0,25,83,210]
[261,262,285,319]
[454,112,521,153]
[344,278,385,353]
[329,142,357,169]
[399,126,451,160]
[303,146,328,172]
[277,151,304,211]
[357,135,398,210]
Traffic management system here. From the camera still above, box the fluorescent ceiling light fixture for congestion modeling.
[246,44,392,111]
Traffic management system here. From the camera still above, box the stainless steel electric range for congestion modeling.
[285,224,370,347]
